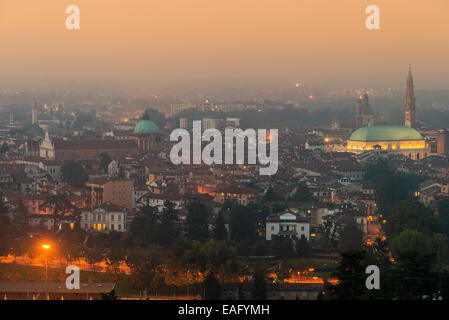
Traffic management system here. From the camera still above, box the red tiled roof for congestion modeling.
[53,139,137,150]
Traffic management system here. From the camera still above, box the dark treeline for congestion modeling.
[331,160,449,300]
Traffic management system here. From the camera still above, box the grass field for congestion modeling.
[0,263,134,295]
[0,254,339,296]
[0,263,203,296]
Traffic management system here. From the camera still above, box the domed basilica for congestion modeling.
[346,66,430,160]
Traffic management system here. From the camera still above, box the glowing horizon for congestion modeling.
[0,0,448,89]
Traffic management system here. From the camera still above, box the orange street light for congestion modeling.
[42,244,51,298]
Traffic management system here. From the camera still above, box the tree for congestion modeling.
[291,182,312,201]
[253,240,268,256]
[364,160,391,183]
[213,212,228,241]
[84,246,104,268]
[391,229,448,271]
[391,229,433,258]
[199,240,236,273]
[437,199,449,236]
[271,202,287,213]
[126,201,179,247]
[202,272,221,300]
[185,202,210,242]
[61,161,88,187]
[295,235,311,256]
[365,160,425,218]
[264,187,282,202]
[333,250,368,300]
[39,193,79,232]
[391,252,438,299]
[0,142,9,154]
[150,272,166,294]
[143,108,166,130]
[270,237,294,257]
[126,204,158,246]
[158,201,179,246]
[338,221,363,252]
[385,200,437,239]
[104,247,126,275]
[229,205,257,243]
[312,233,334,253]
[0,203,12,256]
[99,152,112,173]
[252,273,266,300]
[13,199,29,230]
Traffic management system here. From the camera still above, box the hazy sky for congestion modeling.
[0,0,448,89]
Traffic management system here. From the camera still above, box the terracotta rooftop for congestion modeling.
[53,139,137,150]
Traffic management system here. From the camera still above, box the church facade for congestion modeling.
[129,113,163,152]
[39,132,139,161]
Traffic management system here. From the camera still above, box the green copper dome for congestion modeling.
[349,126,423,142]
[134,119,159,134]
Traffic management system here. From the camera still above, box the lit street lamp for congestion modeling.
[42,244,51,299]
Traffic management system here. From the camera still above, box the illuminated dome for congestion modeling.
[134,119,159,134]
[349,126,423,142]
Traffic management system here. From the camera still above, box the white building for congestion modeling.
[136,192,183,212]
[81,202,127,232]
[265,211,310,241]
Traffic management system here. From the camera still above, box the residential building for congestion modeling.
[265,211,310,241]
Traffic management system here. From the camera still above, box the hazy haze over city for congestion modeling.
[0,0,448,90]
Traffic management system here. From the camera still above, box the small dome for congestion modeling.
[349,126,423,142]
[134,120,159,134]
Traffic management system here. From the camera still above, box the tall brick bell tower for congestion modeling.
[404,64,416,128]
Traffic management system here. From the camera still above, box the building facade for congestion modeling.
[39,133,139,161]
[86,178,134,210]
[81,202,127,232]
[265,211,310,241]
[347,126,430,160]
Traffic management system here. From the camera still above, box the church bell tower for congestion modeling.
[404,65,416,128]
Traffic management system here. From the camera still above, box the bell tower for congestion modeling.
[404,65,416,128]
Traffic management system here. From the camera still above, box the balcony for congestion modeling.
[278,230,297,236]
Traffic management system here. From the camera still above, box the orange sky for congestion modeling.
[0,0,448,89]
